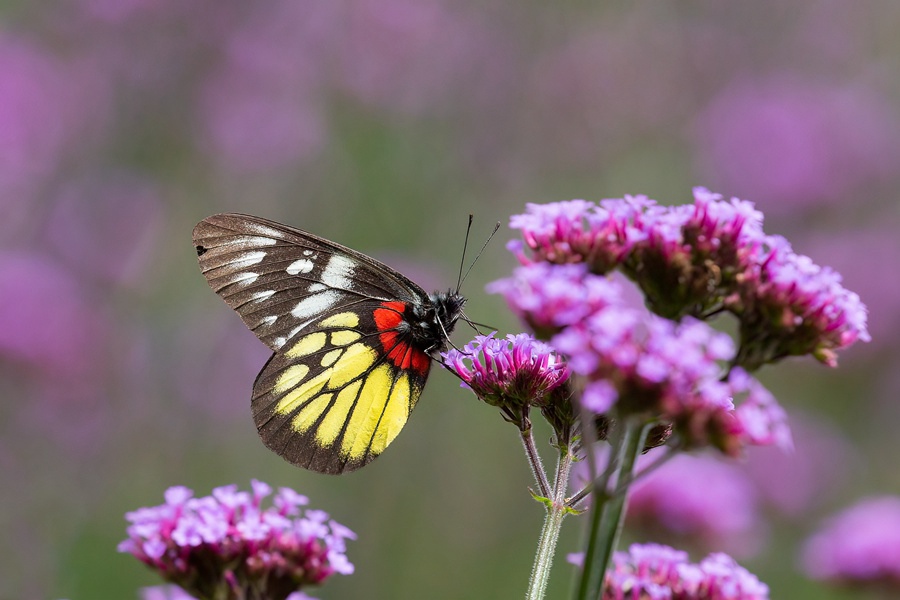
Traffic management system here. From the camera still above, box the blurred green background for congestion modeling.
[1,1,899,598]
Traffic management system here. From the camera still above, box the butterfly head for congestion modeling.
[405,290,466,354]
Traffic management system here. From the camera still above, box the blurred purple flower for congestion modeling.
[523,17,694,169]
[44,171,165,286]
[743,412,855,518]
[694,76,900,215]
[175,315,272,422]
[198,64,327,173]
[802,496,900,589]
[0,252,109,378]
[569,543,770,599]
[336,0,493,115]
[0,34,109,229]
[120,481,355,600]
[628,453,765,557]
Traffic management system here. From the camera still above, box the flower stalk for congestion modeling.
[576,418,647,600]
[527,443,576,600]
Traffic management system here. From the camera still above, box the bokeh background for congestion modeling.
[1,1,899,598]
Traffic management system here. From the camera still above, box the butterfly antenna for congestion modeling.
[458,221,501,291]
[460,312,496,335]
[456,214,475,293]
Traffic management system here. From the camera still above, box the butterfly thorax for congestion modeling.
[405,291,466,354]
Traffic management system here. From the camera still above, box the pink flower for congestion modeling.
[802,496,900,589]
[120,482,355,600]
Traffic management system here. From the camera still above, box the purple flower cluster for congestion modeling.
[442,332,572,438]
[490,263,790,455]
[505,189,869,367]
[443,332,569,409]
[569,543,770,599]
[119,481,355,600]
[801,496,900,589]
[140,584,317,600]
[737,235,870,368]
[507,198,638,273]
[486,263,624,338]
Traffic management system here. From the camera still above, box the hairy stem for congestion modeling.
[526,444,574,600]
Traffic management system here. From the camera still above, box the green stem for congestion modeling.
[575,418,647,600]
[521,426,552,499]
[526,445,574,600]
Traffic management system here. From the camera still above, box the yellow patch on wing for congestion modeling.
[327,343,376,389]
[342,364,396,460]
[331,330,361,346]
[321,312,359,328]
[291,393,332,434]
[285,331,327,359]
[320,348,342,367]
[316,379,363,447]
[372,372,411,454]
[275,370,330,415]
[274,364,310,394]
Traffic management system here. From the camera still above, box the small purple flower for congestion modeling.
[507,198,636,272]
[442,332,571,436]
[487,263,625,338]
[735,236,870,368]
[552,304,732,421]
[569,543,769,599]
[802,496,900,589]
[618,188,767,320]
[120,481,355,600]
[443,332,569,406]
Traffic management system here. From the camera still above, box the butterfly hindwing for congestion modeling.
[251,303,430,474]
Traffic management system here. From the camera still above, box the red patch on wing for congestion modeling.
[373,301,430,376]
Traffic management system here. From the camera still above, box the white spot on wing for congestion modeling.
[251,290,276,302]
[286,258,314,275]
[235,251,266,267]
[308,283,326,292]
[291,290,342,320]
[273,337,286,349]
[220,236,277,247]
[260,315,278,326]
[321,255,354,289]
[232,272,259,285]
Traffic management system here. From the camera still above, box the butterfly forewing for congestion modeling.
[193,213,427,352]
[192,213,461,474]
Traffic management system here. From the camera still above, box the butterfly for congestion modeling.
[193,214,466,474]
